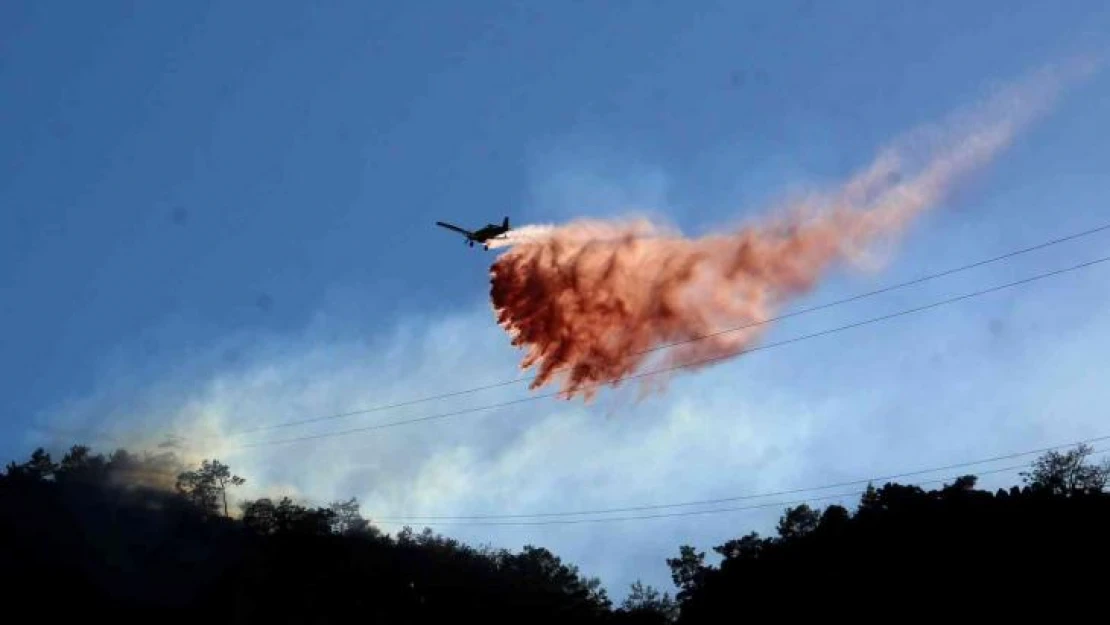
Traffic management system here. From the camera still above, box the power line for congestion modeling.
[223,253,1110,450]
[369,458,1088,527]
[36,223,1109,449]
[369,435,1110,520]
[640,222,1110,355]
[221,221,1110,437]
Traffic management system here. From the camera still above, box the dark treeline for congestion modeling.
[2,442,1108,623]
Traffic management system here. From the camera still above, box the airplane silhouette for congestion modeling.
[435,217,510,250]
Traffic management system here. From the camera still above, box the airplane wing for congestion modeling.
[435,221,472,236]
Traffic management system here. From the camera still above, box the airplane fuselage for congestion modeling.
[469,223,508,242]
[436,216,511,250]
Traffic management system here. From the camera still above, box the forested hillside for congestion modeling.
[3,443,1107,623]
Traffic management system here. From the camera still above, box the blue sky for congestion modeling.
[3,1,1110,597]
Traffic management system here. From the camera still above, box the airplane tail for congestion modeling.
[503,216,510,229]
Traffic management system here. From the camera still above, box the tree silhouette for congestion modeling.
[1021,443,1110,495]
[713,532,764,561]
[329,497,374,536]
[24,447,57,480]
[943,474,978,492]
[665,450,1110,623]
[59,444,91,472]
[775,503,820,539]
[274,495,335,534]
[175,458,244,517]
[857,482,882,516]
[4,439,1110,623]
[241,497,278,534]
[666,545,706,603]
[619,580,678,623]
[817,504,850,532]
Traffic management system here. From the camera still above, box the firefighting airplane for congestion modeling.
[435,217,510,250]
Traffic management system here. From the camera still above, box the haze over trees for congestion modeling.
[2,440,1107,623]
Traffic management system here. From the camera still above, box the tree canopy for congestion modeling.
[2,440,1108,623]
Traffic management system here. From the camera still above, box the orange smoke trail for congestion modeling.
[489,61,1094,400]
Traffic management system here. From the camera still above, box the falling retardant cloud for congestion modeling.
[488,59,1098,400]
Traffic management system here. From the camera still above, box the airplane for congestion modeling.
[435,216,510,250]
